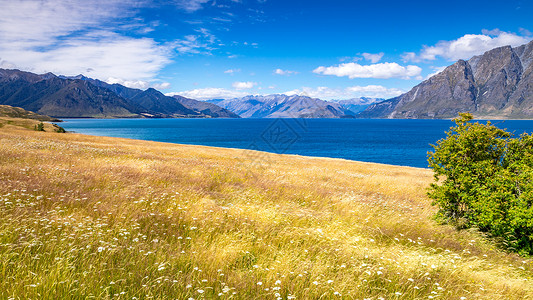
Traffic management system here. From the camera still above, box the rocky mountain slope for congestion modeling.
[0,69,236,118]
[359,40,533,119]
[209,94,354,118]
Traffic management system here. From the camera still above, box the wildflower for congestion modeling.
[257,282,262,286]
[197,290,204,294]
[275,280,281,285]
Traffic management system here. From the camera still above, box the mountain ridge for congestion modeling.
[0,69,237,118]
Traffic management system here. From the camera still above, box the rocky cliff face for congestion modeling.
[359,40,533,119]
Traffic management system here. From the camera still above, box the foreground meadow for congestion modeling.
[0,120,532,299]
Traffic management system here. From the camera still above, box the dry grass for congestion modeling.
[0,117,62,132]
[0,119,532,299]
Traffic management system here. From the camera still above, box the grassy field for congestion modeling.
[0,118,532,299]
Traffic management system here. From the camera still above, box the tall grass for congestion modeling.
[0,122,532,299]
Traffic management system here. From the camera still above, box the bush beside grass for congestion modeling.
[428,113,533,255]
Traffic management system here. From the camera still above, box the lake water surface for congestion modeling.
[60,118,533,168]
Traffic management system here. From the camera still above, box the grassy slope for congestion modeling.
[0,126,532,299]
[0,105,61,122]
[0,116,64,132]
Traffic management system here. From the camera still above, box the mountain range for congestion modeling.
[0,68,373,119]
[0,69,238,118]
[359,40,533,119]
[207,95,376,118]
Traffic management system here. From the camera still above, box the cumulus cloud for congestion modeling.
[166,88,249,100]
[403,30,533,62]
[313,62,422,79]
[362,52,384,63]
[285,85,404,100]
[232,81,257,89]
[0,0,173,83]
[274,68,298,75]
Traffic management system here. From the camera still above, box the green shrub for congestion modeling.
[54,124,66,133]
[34,122,45,131]
[428,113,533,255]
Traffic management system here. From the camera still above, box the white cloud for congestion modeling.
[1,33,171,82]
[274,68,298,75]
[166,88,249,100]
[313,62,422,79]
[0,0,134,48]
[285,85,404,100]
[107,78,151,90]
[404,30,532,62]
[362,52,384,63]
[401,52,417,63]
[106,78,171,90]
[174,0,210,12]
[171,28,218,55]
[0,0,173,83]
[232,81,257,89]
[224,69,241,74]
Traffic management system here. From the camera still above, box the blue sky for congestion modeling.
[0,0,532,100]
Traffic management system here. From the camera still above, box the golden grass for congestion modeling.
[0,121,532,299]
[0,117,62,132]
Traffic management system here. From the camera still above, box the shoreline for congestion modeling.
[60,128,430,171]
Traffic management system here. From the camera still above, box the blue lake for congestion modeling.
[60,118,533,168]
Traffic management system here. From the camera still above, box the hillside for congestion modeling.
[210,94,353,118]
[0,104,60,122]
[359,40,533,119]
[0,126,532,299]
